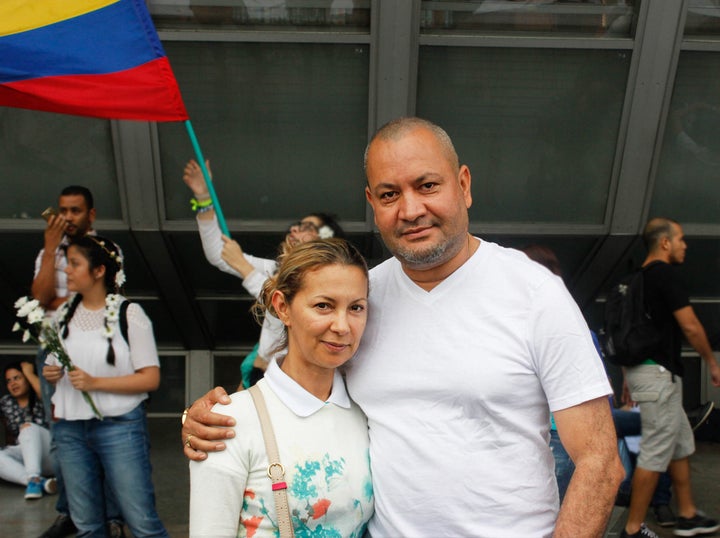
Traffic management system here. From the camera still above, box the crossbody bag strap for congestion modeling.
[248,385,295,538]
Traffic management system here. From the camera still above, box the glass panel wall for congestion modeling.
[0,108,120,220]
[685,0,720,38]
[417,47,630,223]
[158,41,369,222]
[651,52,720,223]
[150,0,371,31]
[420,0,638,37]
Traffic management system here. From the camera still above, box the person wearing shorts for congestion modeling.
[621,218,720,538]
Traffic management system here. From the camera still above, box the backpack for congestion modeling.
[601,263,662,366]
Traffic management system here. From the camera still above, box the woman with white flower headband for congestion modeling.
[182,159,345,388]
[42,234,168,537]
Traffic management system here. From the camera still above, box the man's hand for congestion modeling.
[182,386,235,461]
[43,214,67,252]
[709,361,720,388]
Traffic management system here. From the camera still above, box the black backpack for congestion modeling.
[602,263,662,366]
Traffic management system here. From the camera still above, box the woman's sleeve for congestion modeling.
[197,215,278,298]
[189,398,250,537]
[197,214,242,278]
[126,303,161,371]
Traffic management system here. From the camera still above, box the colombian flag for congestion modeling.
[0,0,188,121]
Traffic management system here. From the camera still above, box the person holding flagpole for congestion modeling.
[182,158,345,388]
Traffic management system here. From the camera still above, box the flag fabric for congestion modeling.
[0,0,188,121]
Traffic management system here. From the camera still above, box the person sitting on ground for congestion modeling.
[182,158,345,389]
[0,360,56,499]
[189,238,374,536]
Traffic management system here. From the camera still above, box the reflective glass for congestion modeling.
[149,0,370,31]
[158,42,369,222]
[214,353,250,395]
[0,108,120,220]
[651,52,720,224]
[420,0,638,37]
[147,355,186,413]
[685,0,720,38]
[417,46,630,223]
[197,299,260,347]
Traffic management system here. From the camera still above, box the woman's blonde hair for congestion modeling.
[252,238,369,354]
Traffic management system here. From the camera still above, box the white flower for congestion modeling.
[103,325,115,339]
[27,309,44,324]
[22,330,31,343]
[115,270,126,288]
[12,322,21,332]
[106,294,121,307]
[106,309,119,323]
[14,296,28,309]
[17,299,41,318]
[318,225,334,239]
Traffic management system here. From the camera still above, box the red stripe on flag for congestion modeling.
[0,57,187,121]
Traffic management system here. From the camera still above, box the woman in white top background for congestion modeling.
[189,238,374,537]
[182,158,345,389]
[43,235,168,538]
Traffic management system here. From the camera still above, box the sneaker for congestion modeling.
[621,523,660,538]
[654,504,677,527]
[107,520,126,538]
[42,477,57,495]
[674,512,720,536]
[39,513,77,538]
[24,477,43,500]
[688,401,714,432]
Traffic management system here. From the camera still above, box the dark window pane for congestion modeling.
[685,0,720,38]
[148,355,187,414]
[0,108,120,220]
[417,46,629,223]
[420,0,638,38]
[158,42,369,222]
[652,52,720,224]
[150,0,371,31]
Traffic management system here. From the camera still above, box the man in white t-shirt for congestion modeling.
[182,118,624,536]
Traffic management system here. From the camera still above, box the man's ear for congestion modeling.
[458,165,472,209]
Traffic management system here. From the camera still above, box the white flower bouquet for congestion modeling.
[13,296,103,419]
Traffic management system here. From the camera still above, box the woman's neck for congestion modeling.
[279,355,334,401]
[15,393,29,408]
[80,287,108,310]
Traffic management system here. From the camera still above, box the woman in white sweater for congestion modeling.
[189,238,373,537]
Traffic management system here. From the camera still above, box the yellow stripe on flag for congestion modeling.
[0,0,119,37]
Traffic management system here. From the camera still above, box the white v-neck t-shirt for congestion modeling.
[346,239,611,537]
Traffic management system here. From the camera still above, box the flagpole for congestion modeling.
[184,120,230,236]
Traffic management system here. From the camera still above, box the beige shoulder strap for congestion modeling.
[248,385,295,538]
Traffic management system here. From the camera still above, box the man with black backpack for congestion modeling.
[619,217,720,538]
